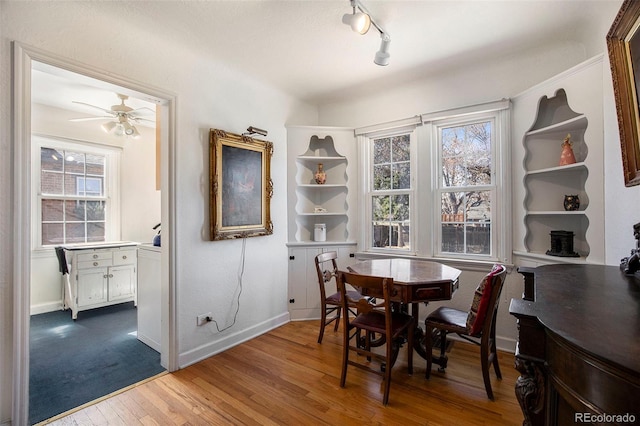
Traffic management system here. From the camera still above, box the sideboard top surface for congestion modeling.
[510,264,640,375]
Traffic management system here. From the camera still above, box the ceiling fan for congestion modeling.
[69,93,155,138]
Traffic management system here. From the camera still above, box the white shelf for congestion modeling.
[297,184,346,188]
[522,89,590,258]
[526,210,586,215]
[513,250,587,264]
[525,162,587,176]
[296,155,346,161]
[526,114,587,136]
[287,127,355,244]
[298,212,347,216]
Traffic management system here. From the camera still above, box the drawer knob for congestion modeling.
[93,254,98,259]
[122,255,127,259]
[93,262,98,266]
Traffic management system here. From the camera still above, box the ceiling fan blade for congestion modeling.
[69,116,114,122]
[72,101,116,115]
[128,106,156,116]
[129,116,155,124]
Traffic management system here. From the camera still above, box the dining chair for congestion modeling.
[314,251,370,344]
[424,264,507,400]
[336,270,414,405]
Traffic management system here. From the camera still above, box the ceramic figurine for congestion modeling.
[314,163,326,184]
[559,133,577,166]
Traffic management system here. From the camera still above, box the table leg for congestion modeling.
[411,302,451,369]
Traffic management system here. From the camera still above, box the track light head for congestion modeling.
[342,0,391,66]
[342,7,371,34]
[374,35,391,66]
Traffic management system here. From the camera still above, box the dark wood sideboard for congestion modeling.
[510,264,640,426]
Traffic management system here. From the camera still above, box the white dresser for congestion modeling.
[62,242,138,319]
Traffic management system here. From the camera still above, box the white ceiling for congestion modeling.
[31,0,622,117]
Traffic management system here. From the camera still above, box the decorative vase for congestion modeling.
[314,163,326,184]
[559,133,577,166]
[563,195,580,211]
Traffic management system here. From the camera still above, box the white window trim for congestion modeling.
[358,125,418,255]
[432,113,498,260]
[356,99,511,267]
[31,134,122,251]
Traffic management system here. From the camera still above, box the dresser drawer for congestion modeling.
[78,259,113,269]
[77,251,111,262]
[406,278,458,303]
[113,249,137,265]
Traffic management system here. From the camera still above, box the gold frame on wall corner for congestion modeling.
[209,128,273,241]
[607,0,640,187]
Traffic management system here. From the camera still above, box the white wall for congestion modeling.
[0,2,317,423]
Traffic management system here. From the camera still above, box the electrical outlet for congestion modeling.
[197,312,212,326]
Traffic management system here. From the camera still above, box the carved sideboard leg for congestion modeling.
[515,356,545,426]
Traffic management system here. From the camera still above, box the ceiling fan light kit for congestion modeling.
[342,0,391,66]
[70,93,154,139]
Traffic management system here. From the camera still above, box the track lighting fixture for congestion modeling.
[342,4,371,34]
[341,0,391,66]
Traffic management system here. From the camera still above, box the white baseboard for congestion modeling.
[178,312,290,368]
[30,301,63,315]
[137,333,161,353]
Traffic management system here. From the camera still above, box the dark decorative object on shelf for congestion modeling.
[546,230,580,257]
[620,222,640,275]
[563,195,580,211]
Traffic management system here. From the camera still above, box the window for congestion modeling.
[365,129,415,252]
[437,119,493,256]
[358,100,510,263]
[34,136,120,247]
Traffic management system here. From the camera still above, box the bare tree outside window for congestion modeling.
[440,122,492,255]
[371,134,411,250]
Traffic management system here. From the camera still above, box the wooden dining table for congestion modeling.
[347,258,462,363]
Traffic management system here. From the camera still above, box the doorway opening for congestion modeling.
[13,44,177,425]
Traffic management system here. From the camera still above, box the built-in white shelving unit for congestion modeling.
[286,126,357,320]
[512,55,604,266]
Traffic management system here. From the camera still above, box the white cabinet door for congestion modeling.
[288,247,322,319]
[287,244,355,320]
[77,267,108,307]
[108,264,136,302]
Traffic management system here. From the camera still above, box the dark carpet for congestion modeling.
[29,302,165,425]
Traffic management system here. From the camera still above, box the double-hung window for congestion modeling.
[33,135,120,248]
[359,100,510,264]
[436,117,495,257]
[361,126,417,253]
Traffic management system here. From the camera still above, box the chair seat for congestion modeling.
[425,306,468,334]
[352,311,413,337]
[326,290,367,305]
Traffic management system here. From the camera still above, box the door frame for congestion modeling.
[12,42,179,424]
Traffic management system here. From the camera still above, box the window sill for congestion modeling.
[353,251,514,273]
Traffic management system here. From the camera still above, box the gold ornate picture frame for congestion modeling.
[607,0,640,187]
[209,129,273,240]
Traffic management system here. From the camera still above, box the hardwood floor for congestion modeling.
[43,321,523,425]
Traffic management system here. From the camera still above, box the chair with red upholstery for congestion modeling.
[424,264,507,400]
[337,270,414,405]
